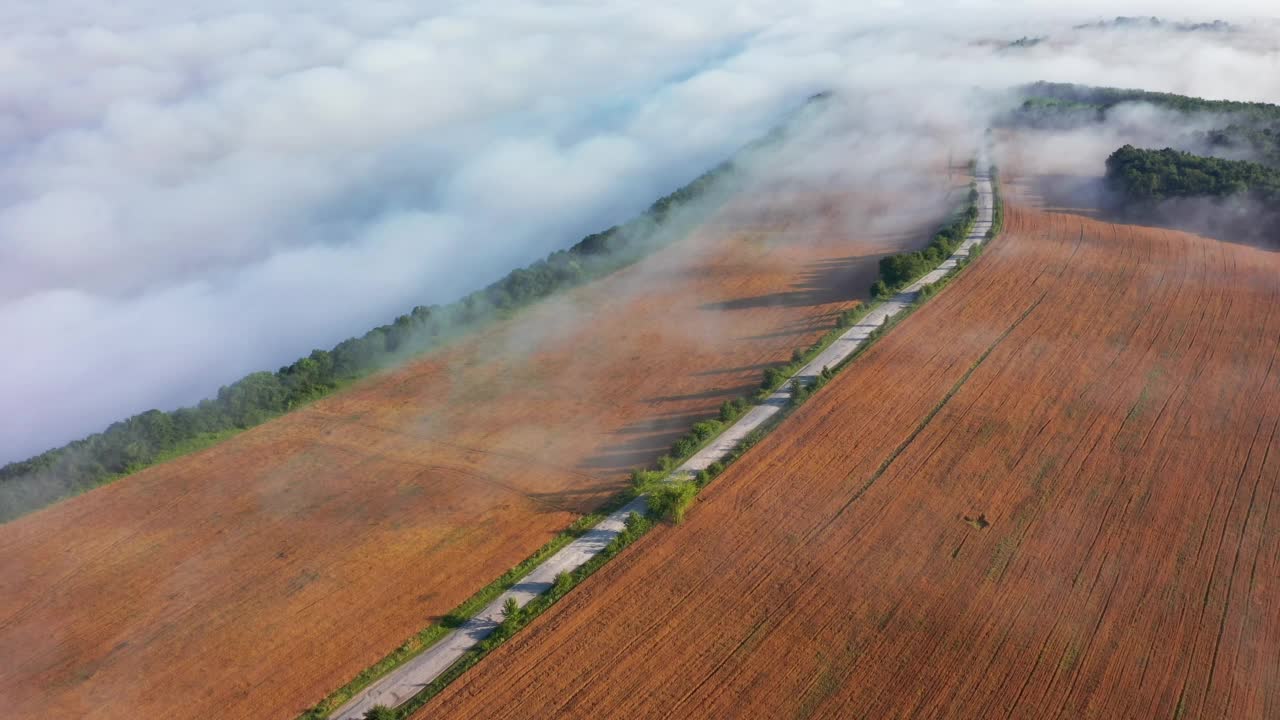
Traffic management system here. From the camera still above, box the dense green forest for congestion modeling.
[0,150,746,522]
[871,186,979,298]
[1105,145,1280,204]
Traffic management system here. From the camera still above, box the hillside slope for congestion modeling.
[0,171,958,719]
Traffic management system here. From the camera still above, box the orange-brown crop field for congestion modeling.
[421,205,1280,720]
[0,173,959,718]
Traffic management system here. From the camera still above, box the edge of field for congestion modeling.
[303,163,1003,720]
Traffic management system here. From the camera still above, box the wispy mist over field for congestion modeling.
[2,0,1277,462]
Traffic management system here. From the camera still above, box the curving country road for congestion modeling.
[330,166,995,720]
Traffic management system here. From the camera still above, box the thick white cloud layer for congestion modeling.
[2,0,1278,462]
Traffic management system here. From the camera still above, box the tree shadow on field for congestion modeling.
[1018,173,1109,219]
[690,362,773,377]
[522,486,621,514]
[647,383,757,404]
[610,411,711,434]
[579,253,896,479]
[1019,173,1280,250]
[742,315,837,341]
[578,408,730,476]
[699,254,882,313]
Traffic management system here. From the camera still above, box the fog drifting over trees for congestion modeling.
[2,0,1278,462]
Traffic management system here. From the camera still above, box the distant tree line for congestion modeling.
[1001,83,1280,168]
[1105,145,1280,204]
[1072,17,1236,33]
[871,186,979,298]
[0,158,741,523]
[1016,82,1280,121]
[1001,96,1107,130]
[1004,36,1046,50]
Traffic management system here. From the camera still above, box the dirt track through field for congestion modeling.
[0,173,960,719]
[419,206,1280,720]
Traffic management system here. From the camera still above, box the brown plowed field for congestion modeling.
[0,175,959,718]
[422,206,1280,720]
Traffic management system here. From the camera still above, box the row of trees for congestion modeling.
[0,158,740,523]
[1019,82,1280,121]
[1072,17,1235,33]
[871,187,980,298]
[1105,145,1280,204]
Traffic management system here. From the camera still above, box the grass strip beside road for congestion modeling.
[302,511,606,717]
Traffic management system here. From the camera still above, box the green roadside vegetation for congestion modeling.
[756,304,877,396]
[366,509,656,720]
[870,183,979,299]
[300,509,617,718]
[305,292,883,717]
[916,166,999,305]
[313,162,1002,720]
[988,166,1004,239]
[798,167,1000,413]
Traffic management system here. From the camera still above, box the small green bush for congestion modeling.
[630,468,666,493]
[870,279,891,299]
[719,398,749,422]
[610,512,652,551]
[697,461,725,486]
[647,481,698,524]
[501,597,520,622]
[789,378,814,407]
[552,571,573,596]
[761,366,788,390]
